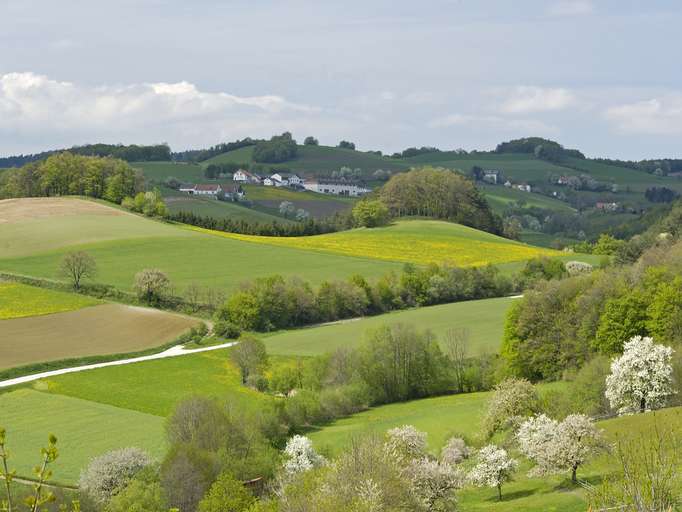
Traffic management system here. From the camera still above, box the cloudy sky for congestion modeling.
[1,0,681,159]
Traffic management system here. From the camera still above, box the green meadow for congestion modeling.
[0,282,99,319]
[263,296,516,356]
[0,389,166,485]
[42,347,268,417]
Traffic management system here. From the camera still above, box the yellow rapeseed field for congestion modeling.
[186,220,559,267]
[0,282,99,320]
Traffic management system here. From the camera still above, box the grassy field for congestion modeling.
[0,303,199,370]
[263,296,516,356]
[241,184,354,218]
[132,161,205,183]
[479,184,575,213]
[205,144,410,175]
[42,346,269,416]
[0,198,190,258]
[195,220,560,267]
[0,282,99,319]
[0,389,166,484]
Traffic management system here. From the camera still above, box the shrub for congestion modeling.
[79,447,152,505]
[198,471,255,512]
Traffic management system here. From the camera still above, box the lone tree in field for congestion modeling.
[230,335,268,384]
[469,444,518,501]
[605,336,674,415]
[517,414,603,483]
[59,251,96,289]
[134,269,171,305]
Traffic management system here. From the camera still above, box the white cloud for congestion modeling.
[547,1,594,17]
[430,114,556,134]
[604,94,682,135]
[497,86,577,114]
[0,72,321,150]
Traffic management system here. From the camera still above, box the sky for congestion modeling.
[1,0,681,159]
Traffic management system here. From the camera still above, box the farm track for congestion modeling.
[0,341,236,388]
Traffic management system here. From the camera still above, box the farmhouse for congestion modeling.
[233,169,262,184]
[178,184,223,198]
[263,177,280,187]
[515,184,532,193]
[482,169,501,184]
[271,172,303,186]
[595,201,619,212]
[303,178,370,197]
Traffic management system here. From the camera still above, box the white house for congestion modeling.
[233,169,261,184]
[263,177,282,187]
[178,184,196,193]
[303,178,370,197]
[194,184,223,197]
[271,172,303,186]
[515,184,532,193]
[483,169,500,184]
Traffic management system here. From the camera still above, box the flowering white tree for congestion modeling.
[517,414,603,482]
[468,445,518,501]
[605,336,675,415]
[78,447,152,504]
[385,425,427,462]
[405,458,462,511]
[283,435,325,475]
[440,437,470,466]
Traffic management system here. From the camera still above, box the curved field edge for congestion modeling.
[0,304,202,375]
[182,220,561,267]
[0,282,100,319]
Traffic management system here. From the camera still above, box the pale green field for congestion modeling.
[263,296,516,356]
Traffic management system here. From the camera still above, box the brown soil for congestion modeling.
[0,304,200,370]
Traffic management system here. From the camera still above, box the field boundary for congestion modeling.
[0,341,237,389]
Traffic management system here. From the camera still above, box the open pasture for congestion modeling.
[198,219,560,267]
[0,197,189,258]
[0,389,165,485]
[0,303,198,371]
[263,296,515,356]
[42,346,269,416]
[0,282,98,319]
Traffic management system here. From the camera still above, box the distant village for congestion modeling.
[178,169,371,200]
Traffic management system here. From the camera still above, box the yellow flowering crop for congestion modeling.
[0,282,99,320]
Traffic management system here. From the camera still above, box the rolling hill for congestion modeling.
[0,198,579,295]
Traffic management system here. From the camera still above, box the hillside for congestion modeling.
[193,219,561,267]
[204,144,410,174]
[0,199,579,294]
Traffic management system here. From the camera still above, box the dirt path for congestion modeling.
[0,341,236,389]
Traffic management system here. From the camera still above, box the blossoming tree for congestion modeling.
[283,435,325,475]
[468,445,518,501]
[604,336,675,414]
[517,414,603,482]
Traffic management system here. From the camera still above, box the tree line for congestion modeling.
[0,152,144,202]
[495,137,585,162]
[252,132,298,163]
[166,210,352,237]
[217,262,514,333]
[0,143,170,167]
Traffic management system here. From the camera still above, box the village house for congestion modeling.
[179,183,223,198]
[595,201,619,212]
[303,178,370,197]
[515,184,532,193]
[271,172,303,186]
[233,169,262,184]
[482,169,500,184]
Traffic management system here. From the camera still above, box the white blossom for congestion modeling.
[384,425,427,462]
[468,445,518,499]
[517,414,603,481]
[283,435,325,475]
[440,437,470,466]
[565,260,593,276]
[483,378,538,436]
[605,336,675,415]
[78,447,152,504]
[405,457,462,511]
